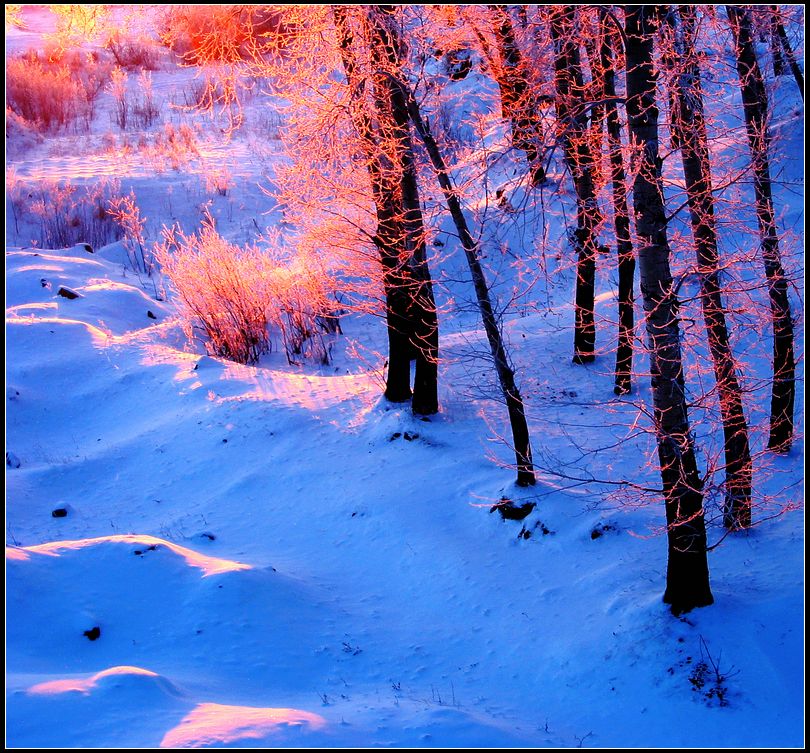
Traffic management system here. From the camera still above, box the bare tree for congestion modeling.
[769,5,804,100]
[488,4,546,184]
[625,5,713,615]
[548,5,599,365]
[594,8,636,395]
[333,5,439,414]
[399,81,537,487]
[663,5,752,529]
[726,4,796,452]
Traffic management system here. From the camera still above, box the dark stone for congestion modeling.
[6,452,21,469]
[81,243,93,253]
[403,431,419,441]
[51,508,68,518]
[57,286,81,300]
[83,626,101,641]
[147,310,157,319]
[491,498,536,521]
[591,523,615,540]
[389,432,402,441]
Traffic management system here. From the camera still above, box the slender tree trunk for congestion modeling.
[368,6,440,415]
[726,5,796,452]
[769,6,786,77]
[666,6,752,529]
[402,84,536,486]
[549,6,598,364]
[333,6,439,413]
[771,5,805,100]
[489,4,546,184]
[625,6,713,615]
[596,10,636,395]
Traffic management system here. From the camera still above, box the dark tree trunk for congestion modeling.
[333,6,439,413]
[625,6,713,615]
[771,5,805,100]
[596,9,636,395]
[403,85,536,487]
[666,6,752,529]
[489,5,546,184]
[726,5,796,452]
[368,6,440,415]
[549,6,598,365]
[769,6,786,77]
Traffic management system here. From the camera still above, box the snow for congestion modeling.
[5,6,804,748]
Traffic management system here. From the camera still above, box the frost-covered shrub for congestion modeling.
[109,66,129,130]
[156,222,273,364]
[156,221,340,366]
[133,70,161,129]
[158,6,286,64]
[24,179,124,250]
[105,32,161,71]
[5,50,110,133]
[107,191,151,275]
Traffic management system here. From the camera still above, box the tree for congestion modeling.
[769,5,805,101]
[624,5,713,615]
[333,5,440,415]
[488,4,546,184]
[548,6,599,365]
[726,4,796,452]
[663,5,752,529]
[594,8,637,395]
[399,74,537,487]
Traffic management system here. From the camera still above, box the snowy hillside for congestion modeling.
[5,5,804,748]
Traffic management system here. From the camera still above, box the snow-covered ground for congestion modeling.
[6,6,804,748]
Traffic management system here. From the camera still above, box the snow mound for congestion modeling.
[27,665,182,698]
[159,703,326,748]
[7,534,252,576]
[6,248,171,339]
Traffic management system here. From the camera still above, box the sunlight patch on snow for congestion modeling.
[14,535,251,576]
[28,666,163,696]
[6,315,114,346]
[6,302,58,315]
[5,547,33,562]
[215,366,375,413]
[159,703,326,748]
[139,343,205,380]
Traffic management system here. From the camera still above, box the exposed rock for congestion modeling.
[83,626,101,641]
[57,286,81,300]
[491,497,536,521]
[51,507,68,518]
[6,451,21,469]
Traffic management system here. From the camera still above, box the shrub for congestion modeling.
[105,32,161,71]
[157,222,273,364]
[109,66,129,130]
[158,6,287,64]
[5,50,110,133]
[156,220,340,366]
[24,179,124,250]
[132,70,161,128]
[107,191,151,274]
